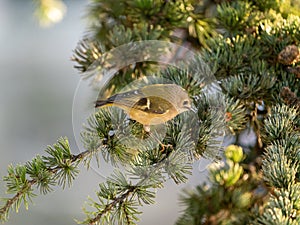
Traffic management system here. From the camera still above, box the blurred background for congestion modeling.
[0,1,211,224]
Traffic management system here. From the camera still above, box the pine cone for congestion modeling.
[287,65,300,79]
[278,45,300,65]
[280,86,300,107]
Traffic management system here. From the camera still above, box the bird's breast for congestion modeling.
[128,108,178,125]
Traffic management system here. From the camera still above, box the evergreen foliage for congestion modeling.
[1,0,300,224]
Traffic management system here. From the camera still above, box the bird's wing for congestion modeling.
[132,96,173,114]
[96,87,175,115]
[95,89,144,107]
[109,89,145,105]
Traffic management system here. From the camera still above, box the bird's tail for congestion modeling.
[95,95,117,108]
[95,100,109,107]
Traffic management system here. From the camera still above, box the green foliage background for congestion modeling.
[1,0,300,224]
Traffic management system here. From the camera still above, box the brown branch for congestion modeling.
[0,179,36,219]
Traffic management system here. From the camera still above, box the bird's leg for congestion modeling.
[143,125,173,152]
[143,125,151,133]
[159,142,173,153]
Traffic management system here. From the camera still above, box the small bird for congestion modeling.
[95,84,194,131]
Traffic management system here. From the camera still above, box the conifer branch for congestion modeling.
[87,186,136,225]
[0,179,36,219]
[0,138,102,221]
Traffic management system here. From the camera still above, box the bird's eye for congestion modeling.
[182,100,189,106]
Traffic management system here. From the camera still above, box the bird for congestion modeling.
[95,83,194,131]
